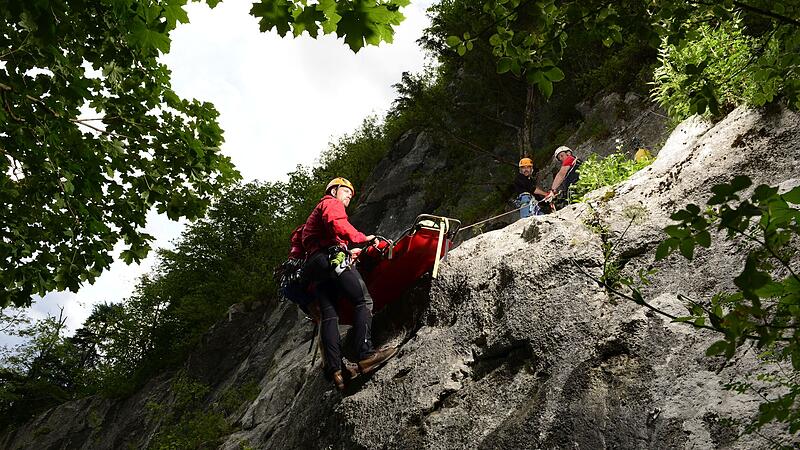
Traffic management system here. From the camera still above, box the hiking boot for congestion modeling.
[342,361,360,382]
[331,370,346,391]
[357,346,399,374]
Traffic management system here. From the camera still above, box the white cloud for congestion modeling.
[162,0,434,182]
[3,0,434,342]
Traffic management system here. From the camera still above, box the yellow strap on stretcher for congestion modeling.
[431,217,449,279]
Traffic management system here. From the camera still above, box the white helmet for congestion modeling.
[553,146,572,161]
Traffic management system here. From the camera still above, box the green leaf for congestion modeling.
[321,12,342,34]
[678,238,695,260]
[706,340,729,356]
[251,0,295,36]
[753,184,778,201]
[332,0,405,52]
[510,59,522,77]
[685,63,701,75]
[730,175,752,192]
[792,347,800,371]
[734,254,771,294]
[693,98,707,115]
[292,5,325,37]
[670,209,692,221]
[497,57,513,74]
[526,70,544,84]
[611,28,622,44]
[128,22,171,54]
[543,66,564,82]
[695,230,711,248]
[163,1,190,28]
[710,182,734,197]
[655,239,674,260]
[446,35,461,48]
[665,225,689,238]
[782,186,800,204]
[537,78,553,98]
[754,280,784,298]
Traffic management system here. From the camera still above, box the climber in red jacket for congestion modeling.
[301,177,398,391]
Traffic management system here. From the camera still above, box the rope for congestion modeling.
[459,198,550,232]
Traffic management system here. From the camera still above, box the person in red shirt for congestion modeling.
[301,177,398,390]
[551,146,581,204]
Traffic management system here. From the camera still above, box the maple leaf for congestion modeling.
[251,0,295,36]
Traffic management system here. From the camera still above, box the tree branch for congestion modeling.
[426,112,518,167]
[732,1,800,27]
[0,32,32,59]
[2,81,137,140]
[571,260,794,342]
[445,130,517,167]
[454,104,521,130]
[474,0,538,39]
[539,1,615,50]
[727,224,800,285]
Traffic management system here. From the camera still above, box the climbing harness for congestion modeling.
[329,246,352,276]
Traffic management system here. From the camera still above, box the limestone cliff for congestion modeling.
[2,105,798,449]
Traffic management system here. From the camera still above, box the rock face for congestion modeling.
[3,105,799,450]
[565,90,670,160]
[352,130,446,240]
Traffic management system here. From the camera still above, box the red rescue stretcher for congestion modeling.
[337,214,460,325]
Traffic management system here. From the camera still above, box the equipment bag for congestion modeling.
[274,224,316,314]
[274,258,315,313]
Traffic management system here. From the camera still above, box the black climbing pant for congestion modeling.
[302,251,374,375]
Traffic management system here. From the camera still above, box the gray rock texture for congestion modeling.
[352,130,445,240]
[2,105,799,449]
[563,90,671,166]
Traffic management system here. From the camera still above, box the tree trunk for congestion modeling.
[520,85,535,158]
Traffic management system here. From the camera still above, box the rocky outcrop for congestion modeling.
[565,91,670,160]
[3,105,798,449]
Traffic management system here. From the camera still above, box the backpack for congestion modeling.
[274,225,315,314]
[274,225,324,367]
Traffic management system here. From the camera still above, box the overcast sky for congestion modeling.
[2,0,434,342]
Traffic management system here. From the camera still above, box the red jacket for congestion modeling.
[302,195,367,256]
[288,225,305,259]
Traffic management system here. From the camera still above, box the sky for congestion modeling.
[2,0,435,343]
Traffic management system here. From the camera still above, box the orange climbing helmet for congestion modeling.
[518,157,533,168]
[326,177,355,196]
